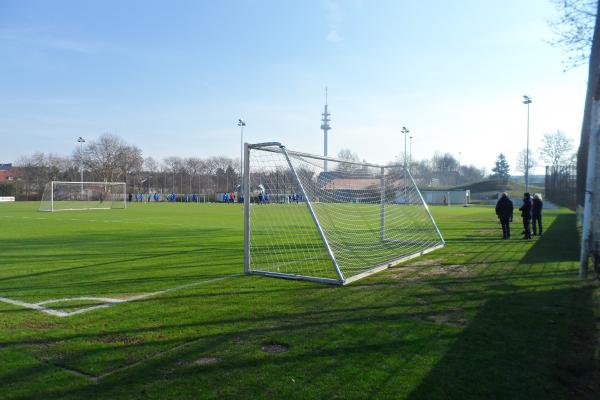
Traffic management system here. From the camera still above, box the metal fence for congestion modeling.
[545,165,577,209]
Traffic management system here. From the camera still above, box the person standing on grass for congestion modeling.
[495,192,513,239]
[532,193,543,236]
[519,192,532,239]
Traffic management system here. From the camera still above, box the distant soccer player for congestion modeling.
[519,192,532,240]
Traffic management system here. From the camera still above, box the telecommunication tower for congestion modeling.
[320,88,331,171]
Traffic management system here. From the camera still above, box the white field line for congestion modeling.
[0,274,242,317]
[0,215,190,228]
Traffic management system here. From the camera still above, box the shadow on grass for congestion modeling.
[520,213,579,264]
[405,285,598,400]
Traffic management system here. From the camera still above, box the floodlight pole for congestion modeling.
[523,95,532,193]
[402,127,409,201]
[77,137,85,195]
[409,135,413,171]
[243,142,250,273]
[238,119,246,196]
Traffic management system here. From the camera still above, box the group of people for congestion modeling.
[495,192,543,240]
[222,192,244,203]
[288,193,301,203]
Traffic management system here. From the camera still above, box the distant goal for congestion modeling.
[243,142,445,285]
[39,181,127,212]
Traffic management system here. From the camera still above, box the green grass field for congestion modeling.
[0,202,598,399]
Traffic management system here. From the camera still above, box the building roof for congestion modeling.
[0,170,15,182]
[0,163,12,171]
[321,178,404,191]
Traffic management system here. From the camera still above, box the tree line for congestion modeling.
[7,134,240,200]
[337,149,486,187]
[492,130,577,179]
[3,129,578,200]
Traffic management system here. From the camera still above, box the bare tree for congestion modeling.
[163,156,183,193]
[515,149,537,175]
[83,134,125,182]
[549,0,597,69]
[118,145,144,190]
[15,153,44,199]
[337,149,360,173]
[458,164,485,184]
[539,130,574,168]
[14,152,74,199]
[143,157,159,193]
[185,157,203,193]
[432,152,459,172]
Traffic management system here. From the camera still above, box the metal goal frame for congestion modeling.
[243,142,444,285]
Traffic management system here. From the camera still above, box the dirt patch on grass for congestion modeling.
[426,310,467,327]
[441,264,468,273]
[261,344,288,354]
[96,334,144,345]
[418,264,468,277]
[193,356,220,365]
[405,259,442,267]
[15,321,59,330]
[408,308,467,327]
[414,297,430,306]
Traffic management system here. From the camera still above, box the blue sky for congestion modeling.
[0,0,588,173]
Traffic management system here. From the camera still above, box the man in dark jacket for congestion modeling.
[532,193,543,235]
[495,192,514,239]
[519,192,532,239]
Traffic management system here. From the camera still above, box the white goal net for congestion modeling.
[39,181,127,212]
[243,142,444,285]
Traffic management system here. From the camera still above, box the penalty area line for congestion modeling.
[0,274,243,318]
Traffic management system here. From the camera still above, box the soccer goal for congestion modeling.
[39,181,127,212]
[243,142,445,285]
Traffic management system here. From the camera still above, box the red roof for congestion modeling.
[0,170,16,182]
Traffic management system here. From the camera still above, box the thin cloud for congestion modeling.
[0,27,99,54]
[326,0,343,42]
[326,29,343,42]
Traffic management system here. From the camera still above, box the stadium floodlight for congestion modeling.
[39,181,127,212]
[401,127,409,167]
[238,119,246,194]
[77,137,85,193]
[243,142,444,285]
[523,95,532,192]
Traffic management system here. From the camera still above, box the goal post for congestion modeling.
[39,181,127,212]
[244,142,445,285]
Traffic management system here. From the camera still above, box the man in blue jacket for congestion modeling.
[518,192,532,239]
